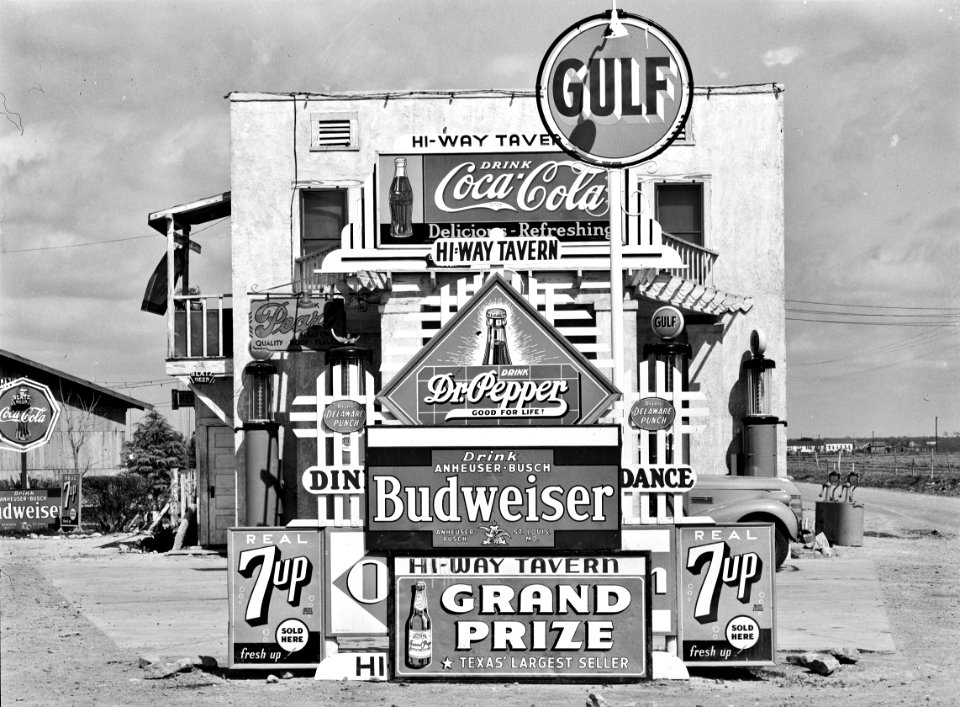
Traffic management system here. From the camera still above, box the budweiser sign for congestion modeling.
[377,274,619,427]
[378,152,609,247]
[0,378,61,452]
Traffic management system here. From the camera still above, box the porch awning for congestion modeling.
[632,272,753,315]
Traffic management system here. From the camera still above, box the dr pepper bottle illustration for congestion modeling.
[405,580,432,669]
[482,308,512,365]
[389,156,414,238]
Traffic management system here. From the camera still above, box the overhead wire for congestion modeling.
[1,216,230,254]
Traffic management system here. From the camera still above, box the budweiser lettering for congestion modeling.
[434,160,607,216]
[423,370,569,417]
[0,406,48,424]
[372,473,614,524]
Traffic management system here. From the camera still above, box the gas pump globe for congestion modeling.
[744,330,775,417]
[740,330,787,476]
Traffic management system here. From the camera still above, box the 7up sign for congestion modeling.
[228,529,324,668]
[536,11,693,167]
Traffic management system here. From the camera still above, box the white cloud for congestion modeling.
[763,46,802,67]
[711,66,730,80]
[890,133,900,147]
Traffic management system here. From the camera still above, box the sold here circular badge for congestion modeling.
[536,11,694,167]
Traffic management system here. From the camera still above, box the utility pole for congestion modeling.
[935,416,938,455]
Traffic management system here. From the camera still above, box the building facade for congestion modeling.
[150,85,786,541]
[0,350,150,483]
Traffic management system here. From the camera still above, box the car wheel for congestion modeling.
[774,527,789,569]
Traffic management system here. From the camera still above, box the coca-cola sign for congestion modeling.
[0,378,61,453]
[377,152,609,247]
[377,274,619,427]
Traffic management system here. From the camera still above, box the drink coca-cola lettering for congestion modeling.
[434,159,607,217]
[0,406,48,425]
[405,581,432,669]
[390,157,414,238]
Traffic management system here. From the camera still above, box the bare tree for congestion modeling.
[58,383,101,478]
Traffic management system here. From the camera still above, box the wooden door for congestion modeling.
[199,424,236,546]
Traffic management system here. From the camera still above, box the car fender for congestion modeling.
[696,498,800,540]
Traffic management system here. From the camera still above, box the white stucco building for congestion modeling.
[148,85,786,540]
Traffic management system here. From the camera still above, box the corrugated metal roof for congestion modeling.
[0,350,152,410]
[633,272,753,315]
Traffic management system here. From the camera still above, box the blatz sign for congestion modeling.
[377,274,619,426]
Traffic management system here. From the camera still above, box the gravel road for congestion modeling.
[2,486,959,706]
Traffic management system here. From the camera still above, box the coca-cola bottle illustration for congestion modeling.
[481,308,512,365]
[405,581,432,669]
[389,157,414,238]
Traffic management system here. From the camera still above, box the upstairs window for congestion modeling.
[655,182,704,247]
[301,189,347,258]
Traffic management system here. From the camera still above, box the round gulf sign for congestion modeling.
[0,378,61,452]
[536,11,694,168]
[651,305,684,339]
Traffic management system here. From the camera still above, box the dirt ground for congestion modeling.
[2,490,959,706]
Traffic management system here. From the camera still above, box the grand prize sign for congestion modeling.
[393,555,650,680]
[536,11,693,168]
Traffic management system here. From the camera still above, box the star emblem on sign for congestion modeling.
[441,657,453,670]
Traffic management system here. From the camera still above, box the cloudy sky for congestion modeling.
[1,0,957,439]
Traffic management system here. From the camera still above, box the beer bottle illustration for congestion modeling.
[389,157,414,238]
[405,580,432,669]
[481,308,512,365]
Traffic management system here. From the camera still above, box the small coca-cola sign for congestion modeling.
[322,399,366,434]
[0,378,61,452]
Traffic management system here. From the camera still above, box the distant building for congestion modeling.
[822,440,854,454]
[0,350,151,482]
[864,442,890,455]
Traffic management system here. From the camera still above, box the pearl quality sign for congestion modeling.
[536,11,693,167]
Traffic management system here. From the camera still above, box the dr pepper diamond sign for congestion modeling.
[536,11,693,167]
[377,274,619,426]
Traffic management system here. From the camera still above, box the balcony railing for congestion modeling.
[295,252,340,294]
[171,294,233,359]
[662,232,719,286]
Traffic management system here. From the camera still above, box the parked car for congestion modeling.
[683,475,804,568]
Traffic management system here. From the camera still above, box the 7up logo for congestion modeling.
[238,546,313,625]
[685,541,762,624]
